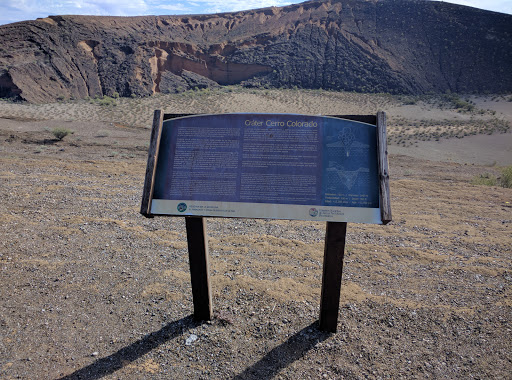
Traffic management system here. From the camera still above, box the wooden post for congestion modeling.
[377,111,392,224]
[319,221,347,332]
[185,216,213,321]
[140,110,164,217]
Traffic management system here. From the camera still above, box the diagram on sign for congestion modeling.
[325,167,370,190]
[335,128,355,157]
[325,127,371,191]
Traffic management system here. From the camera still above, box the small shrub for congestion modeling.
[95,130,110,138]
[442,93,474,112]
[51,128,74,141]
[471,173,497,186]
[97,96,116,106]
[500,166,512,188]
[402,96,418,105]
[471,166,512,188]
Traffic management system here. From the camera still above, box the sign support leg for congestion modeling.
[319,221,347,332]
[185,216,213,321]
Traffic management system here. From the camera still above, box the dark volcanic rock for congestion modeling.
[0,0,511,102]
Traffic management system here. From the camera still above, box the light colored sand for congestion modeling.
[389,95,512,166]
[386,103,475,122]
[1,90,510,166]
[471,96,512,123]
[390,131,512,166]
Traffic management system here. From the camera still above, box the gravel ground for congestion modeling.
[1,99,511,379]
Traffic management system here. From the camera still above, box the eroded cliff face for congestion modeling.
[147,41,273,93]
[0,0,511,102]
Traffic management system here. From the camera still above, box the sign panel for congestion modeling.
[150,113,382,223]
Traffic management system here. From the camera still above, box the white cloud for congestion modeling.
[59,0,149,16]
[148,0,291,15]
[0,0,149,24]
[155,4,193,12]
[189,0,292,13]
[0,0,293,25]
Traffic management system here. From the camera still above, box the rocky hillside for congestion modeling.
[1,0,511,102]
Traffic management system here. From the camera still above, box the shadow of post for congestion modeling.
[233,321,331,379]
[58,314,200,380]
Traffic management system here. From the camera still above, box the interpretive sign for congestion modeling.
[141,110,391,332]
[145,113,387,224]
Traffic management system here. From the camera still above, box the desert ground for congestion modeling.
[1,88,511,379]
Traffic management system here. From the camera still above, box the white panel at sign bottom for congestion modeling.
[151,199,382,224]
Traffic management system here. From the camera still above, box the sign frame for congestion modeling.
[141,113,390,224]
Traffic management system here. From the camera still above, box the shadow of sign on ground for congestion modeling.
[57,315,199,379]
[58,318,329,379]
[233,321,330,379]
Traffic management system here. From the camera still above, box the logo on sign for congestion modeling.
[177,203,187,212]
[309,208,318,217]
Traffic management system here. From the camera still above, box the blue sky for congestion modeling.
[0,0,510,26]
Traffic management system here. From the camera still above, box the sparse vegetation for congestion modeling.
[0,89,509,149]
[399,95,419,105]
[33,145,45,154]
[472,166,512,188]
[442,93,475,112]
[90,95,117,107]
[387,116,510,146]
[51,127,74,141]
[95,130,110,137]
[471,173,498,186]
[500,165,512,188]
